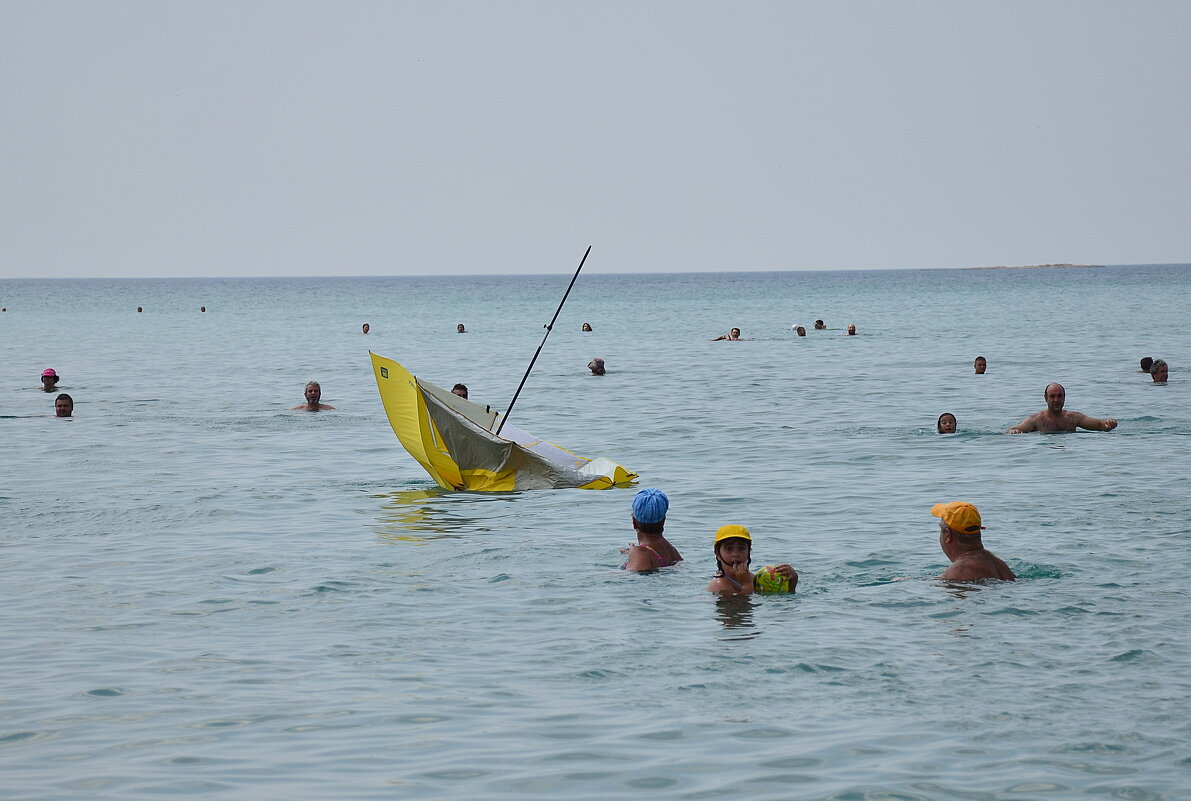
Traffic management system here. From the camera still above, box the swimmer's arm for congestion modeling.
[1005,415,1037,434]
[624,545,658,572]
[772,563,799,592]
[1074,413,1116,431]
[710,334,727,341]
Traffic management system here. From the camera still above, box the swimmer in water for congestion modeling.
[846,323,857,336]
[707,525,797,595]
[974,356,987,374]
[362,323,370,334]
[711,327,742,341]
[937,412,957,434]
[930,501,1015,582]
[41,368,60,392]
[1149,359,1169,383]
[457,323,466,333]
[814,319,826,330]
[623,488,683,571]
[588,358,605,375]
[1139,357,1153,373]
[292,381,335,411]
[55,393,74,417]
[793,325,806,336]
[451,383,468,399]
[582,322,593,332]
[1006,383,1116,433]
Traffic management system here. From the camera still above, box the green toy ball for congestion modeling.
[753,565,789,593]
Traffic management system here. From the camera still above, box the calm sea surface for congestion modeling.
[2,265,1189,800]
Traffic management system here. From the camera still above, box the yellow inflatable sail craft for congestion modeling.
[370,352,638,491]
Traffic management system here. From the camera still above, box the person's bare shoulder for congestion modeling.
[625,545,658,572]
[941,555,1013,582]
[708,576,735,593]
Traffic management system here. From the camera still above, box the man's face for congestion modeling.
[938,414,956,434]
[974,358,986,374]
[1044,384,1065,412]
[1153,364,1169,382]
[362,324,369,334]
[305,384,321,405]
[730,329,740,339]
[55,397,73,417]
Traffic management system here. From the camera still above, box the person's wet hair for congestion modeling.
[1140,357,1154,372]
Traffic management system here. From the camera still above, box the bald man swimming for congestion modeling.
[1006,383,1116,433]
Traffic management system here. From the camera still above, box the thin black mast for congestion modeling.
[496,245,591,436]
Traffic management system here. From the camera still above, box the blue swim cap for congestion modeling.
[632,488,669,524]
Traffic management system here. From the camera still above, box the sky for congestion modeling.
[2,1,1188,279]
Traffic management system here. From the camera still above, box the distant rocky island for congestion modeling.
[961,263,1105,270]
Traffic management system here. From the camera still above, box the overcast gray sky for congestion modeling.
[2,1,1187,278]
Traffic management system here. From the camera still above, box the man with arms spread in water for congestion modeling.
[931,501,1015,582]
[292,381,335,411]
[711,327,742,341]
[623,488,683,571]
[1006,383,1116,433]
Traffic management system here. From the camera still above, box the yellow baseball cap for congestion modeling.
[930,502,985,535]
[714,524,751,544]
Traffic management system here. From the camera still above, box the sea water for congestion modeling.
[1,265,1189,800]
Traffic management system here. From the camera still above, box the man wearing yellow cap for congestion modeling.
[931,502,1015,582]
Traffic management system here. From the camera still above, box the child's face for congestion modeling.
[717,538,750,566]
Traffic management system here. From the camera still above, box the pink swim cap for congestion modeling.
[42,368,57,377]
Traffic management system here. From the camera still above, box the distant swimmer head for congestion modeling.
[588,358,605,376]
[795,326,806,336]
[1140,357,1154,372]
[457,323,466,333]
[451,383,468,399]
[974,356,987,374]
[930,501,985,536]
[304,381,322,405]
[1150,359,1168,382]
[846,324,856,336]
[55,393,73,417]
[41,368,59,390]
[937,412,957,434]
[362,323,370,334]
[200,306,206,312]
[814,320,826,330]
[582,322,592,332]
[632,488,669,525]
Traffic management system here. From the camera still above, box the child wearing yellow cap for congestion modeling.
[707,525,798,595]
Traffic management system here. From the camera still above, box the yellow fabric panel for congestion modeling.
[370,352,463,490]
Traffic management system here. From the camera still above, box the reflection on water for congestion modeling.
[372,488,457,542]
[713,595,759,638]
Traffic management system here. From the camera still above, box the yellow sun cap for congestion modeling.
[714,524,752,544]
[930,502,986,535]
